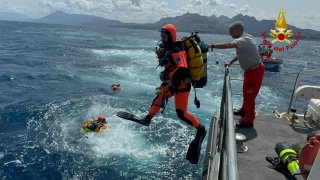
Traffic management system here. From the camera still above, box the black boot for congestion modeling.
[141,114,152,126]
[194,124,206,143]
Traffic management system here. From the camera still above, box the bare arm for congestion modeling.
[225,56,238,67]
[229,56,238,64]
[207,41,238,49]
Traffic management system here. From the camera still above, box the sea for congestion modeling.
[0,20,319,180]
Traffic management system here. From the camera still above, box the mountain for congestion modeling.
[0,12,34,22]
[36,10,122,27]
[115,13,227,33]
[33,11,320,40]
[116,13,320,40]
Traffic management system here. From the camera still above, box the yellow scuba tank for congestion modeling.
[197,40,208,88]
[182,32,208,109]
[182,32,207,88]
[182,33,204,82]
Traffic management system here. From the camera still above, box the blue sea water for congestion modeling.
[0,20,320,179]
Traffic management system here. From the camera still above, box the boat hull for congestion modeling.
[263,58,283,72]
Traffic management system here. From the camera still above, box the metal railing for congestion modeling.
[287,68,320,114]
[203,67,239,180]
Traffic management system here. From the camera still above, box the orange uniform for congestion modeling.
[146,24,201,129]
[299,133,320,179]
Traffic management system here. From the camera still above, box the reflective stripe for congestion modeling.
[279,149,297,163]
[287,161,300,175]
[279,149,300,175]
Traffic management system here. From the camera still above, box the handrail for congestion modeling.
[203,66,239,180]
[224,67,239,180]
[287,68,320,114]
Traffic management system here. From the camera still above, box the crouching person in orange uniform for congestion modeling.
[140,24,206,163]
[299,131,320,179]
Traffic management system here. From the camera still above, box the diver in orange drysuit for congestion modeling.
[140,24,206,143]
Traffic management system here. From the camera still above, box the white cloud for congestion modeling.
[115,0,172,23]
[244,10,274,21]
[225,3,236,9]
[175,0,203,15]
[208,9,223,16]
[0,2,32,13]
[191,0,203,6]
[36,0,173,23]
[131,0,141,6]
[228,4,250,15]
[287,11,320,30]
[239,5,250,12]
[207,0,222,6]
[226,4,250,17]
[1,0,320,30]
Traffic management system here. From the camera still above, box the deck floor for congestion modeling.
[235,113,313,180]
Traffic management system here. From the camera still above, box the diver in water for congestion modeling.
[80,115,108,136]
[111,84,121,92]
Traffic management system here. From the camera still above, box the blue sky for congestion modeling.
[0,0,319,30]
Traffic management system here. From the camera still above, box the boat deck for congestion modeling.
[235,113,314,180]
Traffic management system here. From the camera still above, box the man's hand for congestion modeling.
[225,59,235,67]
[206,44,214,51]
[225,57,238,67]
[224,61,231,67]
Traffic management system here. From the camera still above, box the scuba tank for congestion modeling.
[182,32,208,88]
[275,142,300,176]
[196,40,208,88]
[182,33,204,83]
[181,32,209,108]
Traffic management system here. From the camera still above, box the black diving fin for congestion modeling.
[116,111,149,126]
[186,128,207,164]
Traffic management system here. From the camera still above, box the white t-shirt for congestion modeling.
[235,33,262,71]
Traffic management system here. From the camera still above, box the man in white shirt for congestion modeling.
[207,21,265,128]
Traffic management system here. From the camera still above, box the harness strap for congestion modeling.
[188,39,200,53]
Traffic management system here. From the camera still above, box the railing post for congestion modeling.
[287,69,303,114]
[287,69,320,114]
[225,67,239,180]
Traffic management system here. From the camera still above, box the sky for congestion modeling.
[0,0,319,30]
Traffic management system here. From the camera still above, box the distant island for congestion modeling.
[1,10,320,40]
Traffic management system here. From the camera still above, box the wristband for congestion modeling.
[211,44,215,51]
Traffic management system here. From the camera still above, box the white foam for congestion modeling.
[91,49,155,62]
[256,86,284,112]
[3,160,22,166]
[0,152,4,159]
[82,48,161,89]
